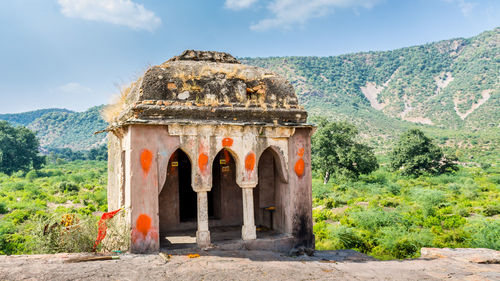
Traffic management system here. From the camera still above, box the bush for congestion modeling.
[58,182,80,193]
[465,219,500,250]
[0,202,8,214]
[25,170,38,181]
[483,204,500,216]
[26,213,99,253]
[373,227,433,259]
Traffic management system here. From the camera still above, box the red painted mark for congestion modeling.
[222,137,233,147]
[198,153,209,173]
[223,149,231,164]
[295,147,305,178]
[245,152,256,172]
[140,149,153,176]
[136,214,152,237]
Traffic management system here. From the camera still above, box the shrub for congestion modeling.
[483,204,500,216]
[25,170,38,181]
[386,183,401,195]
[465,219,500,250]
[0,202,8,214]
[412,189,446,217]
[58,182,80,193]
[373,227,433,259]
[25,213,99,254]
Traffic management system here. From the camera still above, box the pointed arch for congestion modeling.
[257,145,288,183]
[158,146,193,194]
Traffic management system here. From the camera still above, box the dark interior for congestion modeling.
[178,150,196,222]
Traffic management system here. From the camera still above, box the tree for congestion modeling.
[390,129,458,176]
[312,118,378,183]
[0,121,45,175]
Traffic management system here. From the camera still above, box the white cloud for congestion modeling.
[58,0,161,31]
[249,0,382,31]
[58,82,93,95]
[443,0,477,16]
[225,0,259,10]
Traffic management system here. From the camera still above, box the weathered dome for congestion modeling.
[113,50,307,126]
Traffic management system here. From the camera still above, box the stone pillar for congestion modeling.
[241,186,257,240]
[196,190,211,247]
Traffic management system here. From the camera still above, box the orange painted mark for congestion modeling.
[136,214,151,237]
[198,153,209,172]
[245,152,256,172]
[140,149,153,176]
[295,147,305,178]
[222,137,233,147]
[294,158,305,178]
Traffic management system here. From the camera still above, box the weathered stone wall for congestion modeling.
[107,132,122,211]
[287,128,314,248]
[109,122,313,253]
[125,125,180,253]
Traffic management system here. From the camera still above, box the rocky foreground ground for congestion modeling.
[0,248,498,281]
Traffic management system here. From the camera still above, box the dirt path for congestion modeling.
[0,248,498,281]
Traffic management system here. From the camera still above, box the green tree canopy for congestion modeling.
[390,129,458,176]
[312,118,378,183]
[0,121,45,175]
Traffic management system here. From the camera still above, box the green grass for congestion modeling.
[312,165,500,260]
[0,161,108,254]
[0,156,498,259]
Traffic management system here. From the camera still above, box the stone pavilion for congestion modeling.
[106,50,314,253]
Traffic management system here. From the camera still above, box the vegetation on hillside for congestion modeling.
[242,27,499,146]
[0,106,107,151]
[0,109,73,127]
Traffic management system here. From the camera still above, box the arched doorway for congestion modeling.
[255,147,285,235]
[159,149,197,248]
[209,148,243,241]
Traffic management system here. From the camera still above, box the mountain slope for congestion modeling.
[241,27,499,131]
[0,108,73,127]
[0,106,107,150]
[0,28,498,151]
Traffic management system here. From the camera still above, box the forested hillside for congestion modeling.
[0,109,73,127]
[0,106,107,150]
[241,27,499,135]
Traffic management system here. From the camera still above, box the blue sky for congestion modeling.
[0,0,498,113]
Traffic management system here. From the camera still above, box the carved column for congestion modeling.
[241,185,257,240]
[196,190,211,247]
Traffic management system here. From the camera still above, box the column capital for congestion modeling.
[238,182,257,189]
[192,184,211,192]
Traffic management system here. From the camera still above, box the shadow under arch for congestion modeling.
[159,146,194,195]
[254,146,288,234]
[257,145,288,183]
[208,148,243,238]
[159,148,197,248]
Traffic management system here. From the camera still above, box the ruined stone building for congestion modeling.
[106,50,314,253]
